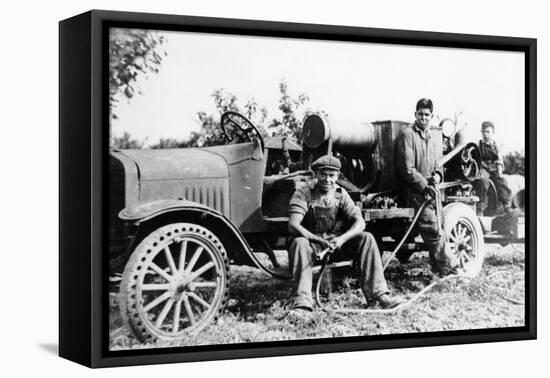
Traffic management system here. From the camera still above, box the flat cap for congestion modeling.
[481,120,495,129]
[311,155,341,171]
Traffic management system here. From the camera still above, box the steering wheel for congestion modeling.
[220,111,265,151]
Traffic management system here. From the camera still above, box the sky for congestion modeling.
[111,29,526,153]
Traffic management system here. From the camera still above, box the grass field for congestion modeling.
[109,243,525,350]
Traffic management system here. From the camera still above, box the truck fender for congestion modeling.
[119,199,257,267]
[120,199,220,222]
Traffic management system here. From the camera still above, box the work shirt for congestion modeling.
[396,123,440,196]
[289,180,361,234]
[479,139,504,173]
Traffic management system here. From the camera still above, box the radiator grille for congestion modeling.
[141,179,230,217]
[182,184,227,214]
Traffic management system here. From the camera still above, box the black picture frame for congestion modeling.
[59,9,537,368]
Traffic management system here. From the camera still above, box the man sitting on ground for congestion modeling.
[287,154,404,311]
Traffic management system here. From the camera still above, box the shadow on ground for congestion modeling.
[38,343,58,355]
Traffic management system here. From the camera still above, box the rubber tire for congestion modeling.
[442,203,485,277]
[119,222,230,342]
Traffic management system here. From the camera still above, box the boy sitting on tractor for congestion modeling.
[474,121,516,216]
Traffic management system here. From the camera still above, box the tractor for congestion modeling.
[109,111,524,342]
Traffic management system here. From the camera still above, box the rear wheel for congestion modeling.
[119,223,229,342]
[443,203,485,277]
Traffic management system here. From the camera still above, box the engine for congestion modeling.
[301,113,481,196]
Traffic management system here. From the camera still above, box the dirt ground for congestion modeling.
[109,243,525,350]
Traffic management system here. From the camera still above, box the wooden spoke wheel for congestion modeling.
[443,203,485,277]
[119,223,229,342]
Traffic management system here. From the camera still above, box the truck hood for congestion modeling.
[116,148,229,181]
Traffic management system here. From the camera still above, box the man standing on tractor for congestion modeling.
[395,98,453,275]
[474,121,515,216]
[287,154,403,312]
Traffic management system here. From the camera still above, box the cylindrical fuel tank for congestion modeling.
[302,113,378,151]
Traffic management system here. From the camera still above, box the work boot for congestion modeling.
[287,307,315,324]
[376,293,405,309]
[292,296,313,312]
[396,249,413,264]
[429,252,441,275]
[428,241,448,276]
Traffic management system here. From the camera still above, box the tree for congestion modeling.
[187,81,310,148]
[195,89,270,147]
[503,151,525,175]
[129,80,314,149]
[111,132,145,149]
[149,132,205,149]
[109,28,166,121]
[267,80,310,144]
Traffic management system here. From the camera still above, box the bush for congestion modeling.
[503,151,525,175]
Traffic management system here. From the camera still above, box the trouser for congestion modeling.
[288,232,389,309]
[475,173,513,212]
[404,194,448,274]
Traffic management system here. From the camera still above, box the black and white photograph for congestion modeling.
[4,0,547,374]
[107,24,528,351]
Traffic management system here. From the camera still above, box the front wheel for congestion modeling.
[442,203,485,277]
[119,223,229,342]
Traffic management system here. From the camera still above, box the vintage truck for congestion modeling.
[109,111,524,342]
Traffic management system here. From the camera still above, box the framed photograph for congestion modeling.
[59,10,536,368]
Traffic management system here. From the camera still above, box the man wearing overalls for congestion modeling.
[287,155,403,311]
